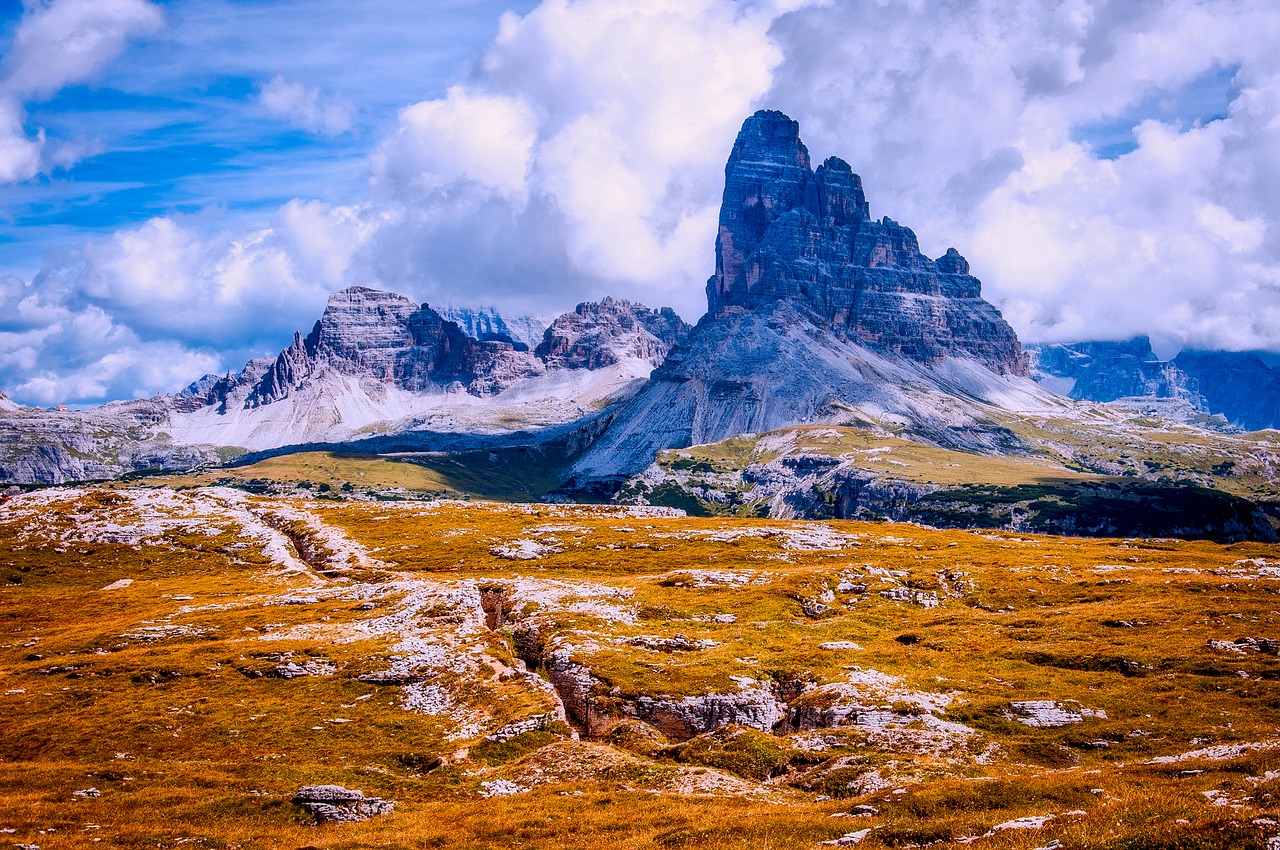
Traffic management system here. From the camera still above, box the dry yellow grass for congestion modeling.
[3,487,1280,848]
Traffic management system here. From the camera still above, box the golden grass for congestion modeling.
[3,489,1280,848]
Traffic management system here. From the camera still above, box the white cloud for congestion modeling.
[258,74,354,135]
[0,0,163,186]
[372,88,536,198]
[762,0,1280,352]
[76,204,372,345]
[0,201,376,404]
[2,0,164,99]
[366,0,791,316]
[0,99,42,183]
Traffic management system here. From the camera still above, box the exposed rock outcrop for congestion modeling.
[629,685,787,740]
[292,784,394,824]
[536,298,690,370]
[709,110,1027,375]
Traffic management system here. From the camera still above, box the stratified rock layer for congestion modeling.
[709,110,1027,376]
[536,297,690,370]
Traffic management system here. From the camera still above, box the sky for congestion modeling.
[1,0,1279,406]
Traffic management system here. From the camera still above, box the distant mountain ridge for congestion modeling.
[436,305,554,350]
[0,292,690,482]
[1027,338,1280,431]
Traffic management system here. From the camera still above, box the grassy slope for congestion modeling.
[145,447,568,501]
[629,424,1280,538]
[4,490,1280,848]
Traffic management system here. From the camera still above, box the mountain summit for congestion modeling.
[710,110,1026,374]
[567,110,1044,488]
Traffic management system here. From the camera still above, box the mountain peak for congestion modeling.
[707,110,1025,376]
[729,110,811,169]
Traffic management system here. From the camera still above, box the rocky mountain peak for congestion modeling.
[535,298,690,370]
[707,110,1027,376]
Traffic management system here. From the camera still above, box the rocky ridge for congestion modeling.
[1174,350,1280,431]
[709,110,1027,375]
[0,293,690,483]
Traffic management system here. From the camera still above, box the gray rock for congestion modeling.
[628,685,786,740]
[566,111,1041,489]
[292,785,394,824]
[1007,700,1105,727]
[622,634,719,652]
[536,298,689,370]
[708,110,1026,375]
[802,598,834,619]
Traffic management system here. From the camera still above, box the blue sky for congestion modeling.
[2,0,1279,407]
[0,0,537,273]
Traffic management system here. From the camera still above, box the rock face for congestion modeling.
[709,110,1027,375]
[536,297,690,370]
[629,686,787,740]
[567,111,1048,490]
[1174,350,1280,431]
[245,287,545,404]
[292,784,394,824]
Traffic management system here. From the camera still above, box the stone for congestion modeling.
[822,828,872,846]
[292,785,394,824]
[1007,700,1105,728]
[621,634,719,652]
[535,298,690,370]
[479,779,530,797]
[628,683,787,740]
[802,598,835,618]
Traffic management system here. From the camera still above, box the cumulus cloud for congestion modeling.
[0,0,163,185]
[258,74,354,135]
[0,99,42,183]
[0,201,375,404]
[364,0,789,316]
[2,0,164,98]
[762,0,1280,352]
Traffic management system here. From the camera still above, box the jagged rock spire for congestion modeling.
[706,109,1027,376]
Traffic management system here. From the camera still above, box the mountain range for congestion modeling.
[2,110,1279,541]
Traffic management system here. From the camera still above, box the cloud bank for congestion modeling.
[4,0,1280,406]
